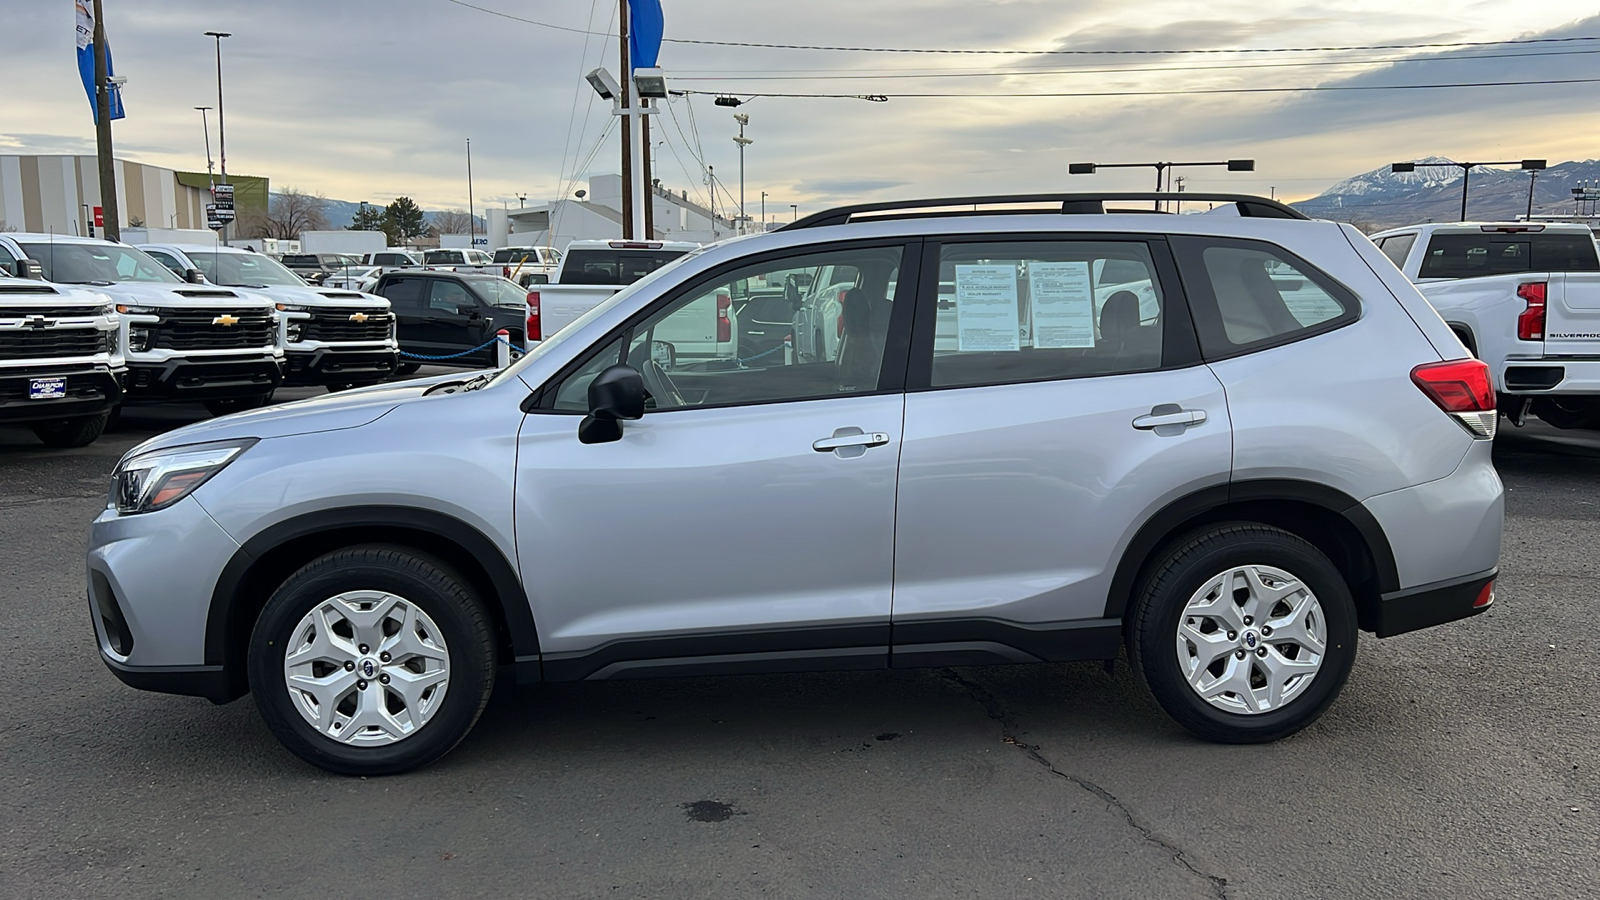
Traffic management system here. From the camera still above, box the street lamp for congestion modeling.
[204,31,231,240]
[733,113,752,234]
[761,191,768,230]
[1069,159,1254,210]
[790,203,798,223]
[1392,159,1545,222]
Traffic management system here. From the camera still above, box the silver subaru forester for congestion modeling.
[87,194,1504,775]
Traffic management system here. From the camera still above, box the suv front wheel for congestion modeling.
[1129,524,1358,744]
[248,546,496,775]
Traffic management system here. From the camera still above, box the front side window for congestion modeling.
[551,245,905,412]
[920,240,1166,388]
[427,279,474,312]
[1173,236,1357,358]
[0,244,16,276]
[144,250,187,277]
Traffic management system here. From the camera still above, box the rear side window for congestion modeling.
[1418,232,1600,279]
[1377,233,1416,268]
[378,276,428,311]
[1173,237,1358,359]
[917,240,1170,388]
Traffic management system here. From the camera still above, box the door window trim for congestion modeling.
[528,238,924,414]
[903,233,1203,393]
[1169,235,1363,363]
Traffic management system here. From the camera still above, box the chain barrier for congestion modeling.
[399,336,525,361]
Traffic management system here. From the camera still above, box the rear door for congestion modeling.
[890,235,1233,665]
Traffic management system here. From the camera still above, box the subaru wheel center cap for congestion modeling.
[358,657,381,680]
[1242,630,1259,650]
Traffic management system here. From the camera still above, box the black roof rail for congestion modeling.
[782,192,1308,230]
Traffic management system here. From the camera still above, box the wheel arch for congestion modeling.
[1446,321,1478,357]
[1105,480,1399,633]
[205,505,539,700]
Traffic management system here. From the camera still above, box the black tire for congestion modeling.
[248,545,496,775]
[1128,523,1358,744]
[30,411,109,448]
[395,363,421,377]
[205,393,270,417]
[1531,398,1599,430]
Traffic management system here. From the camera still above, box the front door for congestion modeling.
[515,241,915,680]
[420,278,491,362]
[890,235,1234,665]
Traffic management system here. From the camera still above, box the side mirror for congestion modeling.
[578,364,645,445]
[457,303,482,318]
[650,340,676,369]
[15,259,43,280]
[184,268,206,284]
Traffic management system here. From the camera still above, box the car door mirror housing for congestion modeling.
[579,364,645,444]
[15,259,43,280]
[456,303,481,318]
[184,268,206,284]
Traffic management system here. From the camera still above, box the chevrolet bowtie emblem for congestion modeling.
[349,312,369,323]
[213,314,240,327]
[24,314,48,330]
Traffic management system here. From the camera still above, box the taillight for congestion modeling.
[502,265,511,278]
[716,292,731,342]
[526,291,541,342]
[1412,358,1496,438]
[1516,282,1546,341]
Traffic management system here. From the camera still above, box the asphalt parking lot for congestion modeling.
[2,392,1597,899]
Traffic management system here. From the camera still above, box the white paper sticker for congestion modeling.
[1028,261,1096,348]
[954,264,1020,351]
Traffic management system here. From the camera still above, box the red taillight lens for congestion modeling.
[502,265,511,278]
[526,291,541,341]
[1516,281,1546,341]
[716,292,731,342]
[1473,581,1495,608]
[1412,359,1495,412]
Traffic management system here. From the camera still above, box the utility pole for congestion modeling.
[1526,169,1538,220]
[205,31,231,241]
[92,0,119,242]
[733,114,751,233]
[761,191,767,231]
[466,138,476,246]
[641,104,654,238]
[618,1,633,239]
[195,107,215,190]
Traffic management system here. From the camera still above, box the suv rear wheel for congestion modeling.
[1129,524,1357,743]
[248,546,496,775]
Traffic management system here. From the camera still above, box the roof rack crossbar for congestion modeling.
[783,192,1307,230]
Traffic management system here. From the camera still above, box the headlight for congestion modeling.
[276,303,309,312]
[97,302,116,317]
[286,322,303,342]
[116,304,153,314]
[111,440,256,515]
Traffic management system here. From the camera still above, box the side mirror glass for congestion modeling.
[15,259,43,280]
[456,303,481,317]
[579,364,645,444]
[184,268,206,284]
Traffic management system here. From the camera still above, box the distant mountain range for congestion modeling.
[270,194,485,232]
[1292,157,1600,230]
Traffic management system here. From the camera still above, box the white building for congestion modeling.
[0,154,215,236]
[489,175,737,251]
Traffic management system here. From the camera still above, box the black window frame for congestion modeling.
[1169,235,1362,362]
[904,233,1202,393]
[1376,232,1417,269]
[528,238,923,414]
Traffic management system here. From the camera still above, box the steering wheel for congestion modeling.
[640,359,685,410]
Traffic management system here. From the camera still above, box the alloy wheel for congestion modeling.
[1174,564,1327,715]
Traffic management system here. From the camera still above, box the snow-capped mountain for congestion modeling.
[1294,158,1600,229]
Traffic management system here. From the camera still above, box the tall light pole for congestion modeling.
[1526,169,1539,220]
[205,31,231,240]
[790,203,797,223]
[195,107,215,190]
[92,0,120,242]
[466,138,475,246]
[1393,159,1546,222]
[732,114,751,234]
[1068,159,1254,211]
[760,190,767,231]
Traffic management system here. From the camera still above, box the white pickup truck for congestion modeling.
[1370,222,1600,429]
[528,239,700,341]
[422,248,498,276]
[492,246,562,287]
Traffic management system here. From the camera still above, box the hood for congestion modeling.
[123,371,467,457]
[221,283,389,309]
[93,281,275,309]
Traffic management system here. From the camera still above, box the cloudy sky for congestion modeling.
[4,1,1598,221]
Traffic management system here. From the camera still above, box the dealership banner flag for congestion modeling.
[629,0,663,70]
[76,0,126,122]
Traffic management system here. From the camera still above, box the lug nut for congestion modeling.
[359,644,370,654]
[380,652,390,662]
[380,674,390,684]
[1257,647,1269,657]
[1243,616,1254,626]
[1236,650,1247,659]
[1261,626,1272,636]
[1227,631,1237,641]
[344,661,355,671]
[357,680,368,690]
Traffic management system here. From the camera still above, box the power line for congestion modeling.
[675,76,1600,101]
[668,47,1600,81]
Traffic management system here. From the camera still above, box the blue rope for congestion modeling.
[737,339,790,365]
[399,336,525,361]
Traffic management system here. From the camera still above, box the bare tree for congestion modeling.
[429,209,475,236]
[0,220,17,233]
[261,188,330,240]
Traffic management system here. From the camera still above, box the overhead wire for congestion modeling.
[554,0,609,214]
[674,76,1600,101]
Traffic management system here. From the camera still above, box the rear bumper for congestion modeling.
[1501,356,1600,395]
[126,356,282,400]
[282,346,400,385]
[1373,569,1496,638]
[0,367,124,422]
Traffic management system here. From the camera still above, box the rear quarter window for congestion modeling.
[1172,237,1359,359]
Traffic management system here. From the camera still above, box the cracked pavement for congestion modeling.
[2,401,1597,899]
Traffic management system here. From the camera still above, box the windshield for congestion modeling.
[190,251,306,287]
[19,242,181,285]
[476,277,530,306]
[488,245,711,387]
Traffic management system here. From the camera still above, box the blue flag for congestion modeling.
[629,0,664,70]
[76,0,126,123]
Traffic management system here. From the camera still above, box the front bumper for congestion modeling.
[1501,356,1600,395]
[126,355,282,401]
[282,345,400,386]
[0,365,124,423]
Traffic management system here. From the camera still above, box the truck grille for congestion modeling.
[0,327,111,361]
[150,309,274,351]
[0,306,98,319]
[302,308,393,343]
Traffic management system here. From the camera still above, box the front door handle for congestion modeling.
[813,431,891,452]
[1133,404,1207,430]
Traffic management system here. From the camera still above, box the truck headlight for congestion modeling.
[111,439,256,515]
[97,302,116,317]
[116,304,153,314]
[128,327,152,352]
[276,303,308,313]
[286,322,303,342]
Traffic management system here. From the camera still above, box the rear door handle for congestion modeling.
[813,431,891,452]
[1133,404,1207,430]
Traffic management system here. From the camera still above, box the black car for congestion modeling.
[369,272,531,374]
[279,254,360,285]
